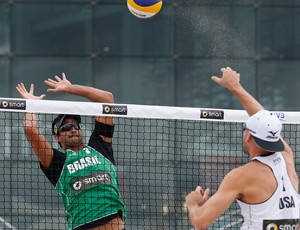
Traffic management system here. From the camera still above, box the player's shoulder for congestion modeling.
[219,166,252,191]
[236,161,272,183]
[226,162,259,181]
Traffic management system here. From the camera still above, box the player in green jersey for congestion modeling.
[16,73,126,230]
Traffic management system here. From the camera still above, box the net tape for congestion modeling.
[0,98,296,123]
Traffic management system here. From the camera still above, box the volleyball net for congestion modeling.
[0,98,299,230]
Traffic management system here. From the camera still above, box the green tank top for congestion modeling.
[55,146,126,230]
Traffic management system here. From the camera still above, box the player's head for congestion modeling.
[243,110,284,153]
[52,114,83,149]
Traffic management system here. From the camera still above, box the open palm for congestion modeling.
[44,73,72,93]
[16,83,45,100]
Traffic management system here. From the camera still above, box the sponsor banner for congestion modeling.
[70,171,112,194]
[200,109,224,120]
[0,100,26,110]
[102,104,127,115]
[263,219,299,230]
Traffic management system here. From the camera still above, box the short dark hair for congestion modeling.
[52,114,81,135]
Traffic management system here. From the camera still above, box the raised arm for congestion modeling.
[44,73,113,122]
[44,73,114,105]
[211,67,299,191]
[44,73,114,142]
[16,83,53,168]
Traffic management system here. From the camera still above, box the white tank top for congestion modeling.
[237,152,300,230]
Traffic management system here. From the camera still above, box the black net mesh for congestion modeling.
[0,111,299,229]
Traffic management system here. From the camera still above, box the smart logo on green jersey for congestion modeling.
[70,171,112,194]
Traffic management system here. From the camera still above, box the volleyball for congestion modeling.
[127,0,163,19]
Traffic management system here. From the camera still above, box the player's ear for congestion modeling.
[54,134,60,142]
[246,132,253,143]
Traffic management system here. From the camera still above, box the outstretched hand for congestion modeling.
[186,186,210,207]
[44,73,72,93]
[211,67,241,91]
[16,83,45,100]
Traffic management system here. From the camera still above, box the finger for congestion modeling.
[46,78,58,84]
[17,83,26,93]
[16,86,22,94]
[220,67,226,73]
[211,76,221,84]
[16,84,21,91]
[55,75,61,81]
[195,186,203,194]
[39,94,46,100]
[47,88,57,93]
[203,188,211,199]
[20,83,26,91]
[44,80,56,87]
[29,84,34,94]
[62,73,66,80]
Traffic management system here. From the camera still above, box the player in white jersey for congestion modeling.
[185,67,300,230]
[238,151,299,229]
